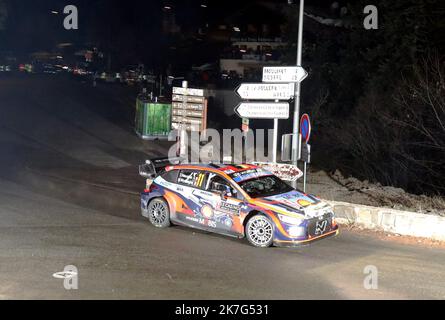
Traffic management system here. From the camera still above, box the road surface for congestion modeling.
[0,75,444,299]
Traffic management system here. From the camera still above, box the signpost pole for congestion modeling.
[292,0,305,188]
[303,162,307,192]
[272,99,279,163]
[179,81,188,160]
[273,119,278,163]
[300,115,311,193]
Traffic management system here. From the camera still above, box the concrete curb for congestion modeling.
[325,199,445,241]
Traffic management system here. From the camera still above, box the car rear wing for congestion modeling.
[139,157,183,179]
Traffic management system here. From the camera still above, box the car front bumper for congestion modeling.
[272,211,339,247]
[273,228,339,247]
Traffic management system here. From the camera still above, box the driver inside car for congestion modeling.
[208,175,235,198]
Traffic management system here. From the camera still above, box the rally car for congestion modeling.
[139,158,339,247]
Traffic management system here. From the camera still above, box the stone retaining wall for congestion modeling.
[325,200,445,241]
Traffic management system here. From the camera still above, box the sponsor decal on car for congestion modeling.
[297,199,312,207]
[185,215,217,228]
[217,202,240,215]
[178,171,206,188]
[231,168,272,183]
[315,220,328,235]
[155,176,175,189]
[265,191,317,209]
[201,205,214,219]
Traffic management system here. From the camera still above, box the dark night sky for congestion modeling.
[3,1,162,52]
[0,0,346,70]
[1,0,310,47]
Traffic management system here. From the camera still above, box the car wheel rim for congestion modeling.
[150,202,167,225]
[248,217,273,246]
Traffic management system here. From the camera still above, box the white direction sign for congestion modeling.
[262,66,308,83]
[236,83,294,100]
[172,87,204,97]
[235,102,289,119]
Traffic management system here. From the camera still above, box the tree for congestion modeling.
[285,0,445,195]
[390,52,445,192]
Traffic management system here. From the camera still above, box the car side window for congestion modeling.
[177,170,207,190]
[205,173,239,198]
[161,170,179,183]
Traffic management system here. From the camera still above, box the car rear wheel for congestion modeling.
[147,198,171,228]
[245,215,274,247]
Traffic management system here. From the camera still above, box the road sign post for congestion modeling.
[272,100,281,163]
[301,142,311,193]
[236,83,294,100]
[172,82,207,158]
[262,66,308,83]
[235,50,308,166]
[292,0,306,189]
[260,64,307,174]
[273,118,278,163]
[234,102,290,119]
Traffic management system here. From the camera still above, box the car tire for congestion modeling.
[147,198,171,228]
[245,215,274,248]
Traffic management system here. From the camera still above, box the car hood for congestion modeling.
[255,190,329,217]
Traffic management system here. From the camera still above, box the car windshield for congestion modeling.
[238,175,293,198]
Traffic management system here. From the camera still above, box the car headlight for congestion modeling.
[278,214,304,225]
[288,226,306,237]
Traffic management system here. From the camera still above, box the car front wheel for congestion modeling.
[147,198,171,228]
[245,215,274,247]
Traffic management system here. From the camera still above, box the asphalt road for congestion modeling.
[0,75,444,299]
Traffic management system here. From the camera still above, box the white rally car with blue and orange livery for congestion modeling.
[139,158,339,247]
